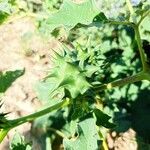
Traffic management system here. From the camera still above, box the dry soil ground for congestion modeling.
[0,17,61,149]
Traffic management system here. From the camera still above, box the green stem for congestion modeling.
[126,0,134,15]
[109,16,149,72]
[47,127,66,138]
[0,129,10,143]
[109,17,149,71]
[126,0,137,23]
[94,71,145,91]
[137,10,150,26]
[108,20,134,27]
[133,25,148,71]
[0,99,70,142]
[9,99,70,127]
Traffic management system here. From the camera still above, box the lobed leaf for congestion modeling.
[63,118,101,150]
[44,0,100,32]
[10,132,32,150]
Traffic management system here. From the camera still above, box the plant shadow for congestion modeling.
[112,88,150,150]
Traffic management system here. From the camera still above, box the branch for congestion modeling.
[47,127,66,138]
[126,0,134,15]
[94,72,145,92]
[0,99,70,143]
[133,25,148,71]
[137,10,150,26]
[0,129,10,143]
[108,20,135,27]
[10,99,70,127]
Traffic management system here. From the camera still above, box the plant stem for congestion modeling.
[126,0,134,15]
[109,14,149,72]
[108,20,134,27]
[9,99,70,127]
[102,139,109,150]
[0,99,70,143]
[126,0,137,23]
[0,129,10,143]
[47,127,66,138]
[94,72,145,91]
[96,126,108,150]
[109,15,149,71]
[133,25,148,71]
[137,10,150,26]
[97,15,150,91]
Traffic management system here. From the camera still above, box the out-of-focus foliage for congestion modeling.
[0,0,15,24]
[10,132,32,150]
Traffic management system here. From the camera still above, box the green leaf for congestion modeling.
[0,0,12,14]
[0,0,15,24]
[0,12,8,24]
[0,69,25,93]
[94,109,116,128]
[0,0,10,24]
[71,107,84,120]
[45,0,100,32]
[10,132,32,150]
[63,118,101,150]
[35,80,65,103]
[84,65,99,77]
[92,12,108,27]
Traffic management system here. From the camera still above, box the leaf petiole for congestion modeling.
[94,71,150,92]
